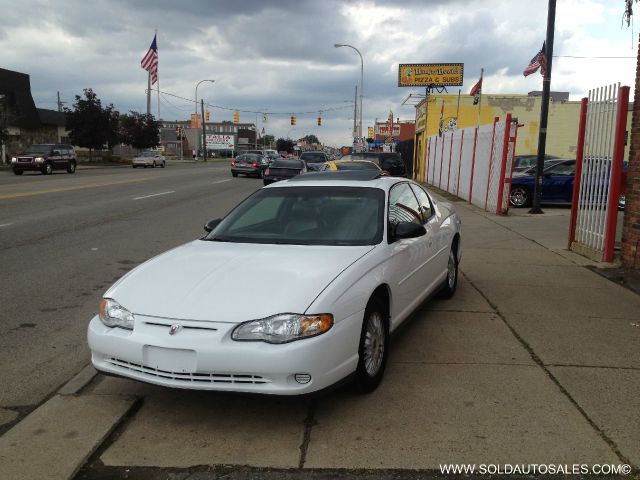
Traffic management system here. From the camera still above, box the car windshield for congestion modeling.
[335,161,379,171]
[24,145,52,154]
[206,186,384,246]
[141,151,156,157]
[300,152,325,162]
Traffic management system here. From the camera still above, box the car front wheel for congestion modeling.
[510,186,530,208]
[439,245,459,299]
[13,168,23,175]
[354,297,389,393]
[161,161,165,168]
[66,161,76,173]
[42,163,53,175]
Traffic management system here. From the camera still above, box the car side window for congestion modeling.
[409,184,435,222]
[388,183,422,227]
[547,162,575,176]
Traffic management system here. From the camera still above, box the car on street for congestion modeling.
[299,151,329,171]
[319,159,383,173]
[87,170,462,395]
[10,143,77,175]
[132,151,166,168]
[263,158,307,185]
[345,152,407,177]
[231,153,269,178]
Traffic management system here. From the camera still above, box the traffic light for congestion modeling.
[317,117,322,126]
[233,111,239,124]
[205,110,210,121]
[290,115,296,126]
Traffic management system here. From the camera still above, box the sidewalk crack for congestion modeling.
[297,399,316,469]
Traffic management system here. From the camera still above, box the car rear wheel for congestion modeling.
[354,297,389,393]
[42,163,53,175]
[510,186,530,208]
[132,165,137,168]
[66,161,76,173]
[439,245,458,299]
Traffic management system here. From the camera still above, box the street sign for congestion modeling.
[206,134,235,149]
[398,63,464,87]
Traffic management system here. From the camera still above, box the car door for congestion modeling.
[410,183,446,282]
[385,182,436,329]
[543,161,575,203]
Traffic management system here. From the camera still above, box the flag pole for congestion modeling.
[530,0,556,214]
[477,68,484,127]
[155,29,160,121]
[146,71,151,116]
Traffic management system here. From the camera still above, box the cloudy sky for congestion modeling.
[1,0,636,145]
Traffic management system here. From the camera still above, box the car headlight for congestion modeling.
[11,157,17,163]
[232,313,333,344]
[99,298,134,329]
[35,157,44,163]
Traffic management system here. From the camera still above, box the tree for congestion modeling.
[259,134,275,147]
[65,88,116,160]
[276,137,295,153]
[120,111,160,150]
[302,134,320,145]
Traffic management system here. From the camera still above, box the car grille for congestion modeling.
[106,357,269,384]
[18,157,33,163]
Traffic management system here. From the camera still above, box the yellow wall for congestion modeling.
[413,94,632,168]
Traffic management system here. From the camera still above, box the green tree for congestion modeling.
[302,134,320,145]
[120,111,160,150]
[259,134,275,147]
[65,88,116,160]
[276,137,295,153]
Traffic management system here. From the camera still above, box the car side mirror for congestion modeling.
[204,218,222,233]
[392,221,426,241]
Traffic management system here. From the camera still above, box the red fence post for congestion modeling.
[484,117,499,211]
[425,137,431,184]
[457,130,465,197]
[438,132,446,189]
[568,97,589,249]
[469,127,478,204]
[603,86,630,262]
[495,114,513,214]
[446,132,454,192]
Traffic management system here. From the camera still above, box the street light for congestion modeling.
[334,44,363,140]
[195,79,215,114]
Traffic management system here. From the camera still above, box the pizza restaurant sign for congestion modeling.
[375,124,401,136]
[206,134,235,149]
[398,63,464,87]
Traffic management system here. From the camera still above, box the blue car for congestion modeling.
[509,160,576,207]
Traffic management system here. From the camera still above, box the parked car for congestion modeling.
[300,151,329,171]
[87,170,462,395]
[10,143,77,175]
[132,151,166,168]
[512,154,560,173]
[263,158,307,185]
[347,152,407,177]
[231,153,269,178]
[320,159,383,173]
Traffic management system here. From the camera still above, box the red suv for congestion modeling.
[10,144,77,175]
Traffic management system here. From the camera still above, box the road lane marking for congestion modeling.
[133,191,176,200]
[211,179,233,185]
[0,223,13,228]
[0,177,154,200]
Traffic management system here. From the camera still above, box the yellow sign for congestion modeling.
[398,63,464,87]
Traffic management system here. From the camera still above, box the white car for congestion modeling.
[88,171,462,395]
[132,151,166,168]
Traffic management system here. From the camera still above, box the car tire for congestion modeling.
[439,243,459,299]
[42,162,53,175]
[232,172,238,177]
[353,296,389,394]
[143,165,148,168]
[13,168,23,175]
[66,161,76,174]
[263,179,270,186]
[132,165,137,168]
[152,161,156,168]
[161,161,165,168]
[509,186,530,208]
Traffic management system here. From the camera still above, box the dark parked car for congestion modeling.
[231,153,269,178]
[299,151,329,171]
[510,160,576,207]
[263,159,307,185]
[10,143,77,175]
[512,154,560,173]
[348,152,407,177]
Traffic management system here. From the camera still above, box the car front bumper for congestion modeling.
[88,311,362,395]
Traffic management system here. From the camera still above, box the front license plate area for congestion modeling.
[143,346,197,373]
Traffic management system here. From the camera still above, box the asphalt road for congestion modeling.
[0,162,261,409]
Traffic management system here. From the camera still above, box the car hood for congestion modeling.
[105,240,375,323]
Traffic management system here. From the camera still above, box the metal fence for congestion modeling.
[423,116,517,215]
[568,84,629,262]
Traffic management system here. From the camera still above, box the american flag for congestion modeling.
[141,34,158,85]
[523,42,547,77]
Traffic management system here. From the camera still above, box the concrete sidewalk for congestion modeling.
[0,190,638,479]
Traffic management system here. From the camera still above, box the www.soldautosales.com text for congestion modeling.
[440,463,632,475]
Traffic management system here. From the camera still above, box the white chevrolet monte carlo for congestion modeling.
[88,171,462,395]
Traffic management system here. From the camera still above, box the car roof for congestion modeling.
[269,170,405,190]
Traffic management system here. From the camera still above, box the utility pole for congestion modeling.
[57,91,64,112]
[353,85,358,142]
[201,99,207,162]
[530,0,556,214]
